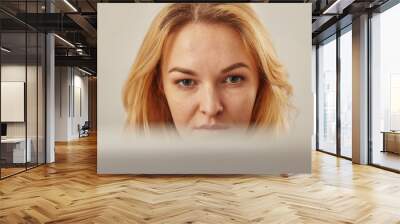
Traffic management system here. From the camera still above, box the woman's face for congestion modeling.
[161,23,259,136]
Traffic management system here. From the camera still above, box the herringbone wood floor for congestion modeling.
[1,134,400,224]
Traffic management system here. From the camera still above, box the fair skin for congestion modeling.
[161,22,259,137]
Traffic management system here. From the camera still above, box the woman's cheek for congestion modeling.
[223,87,256,122]
[168,91,198,124]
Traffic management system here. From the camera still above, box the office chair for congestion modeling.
[79,121,90,138]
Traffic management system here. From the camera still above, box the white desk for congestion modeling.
[1,138,31,163]
[382,131,400,154]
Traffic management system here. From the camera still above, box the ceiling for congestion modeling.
[0,0,392,75]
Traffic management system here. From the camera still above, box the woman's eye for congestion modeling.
[225,75,244,84]
[177,79,195,87]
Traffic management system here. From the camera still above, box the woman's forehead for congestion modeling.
[162,22,256,72]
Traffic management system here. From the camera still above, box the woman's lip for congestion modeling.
[194,125,229,130]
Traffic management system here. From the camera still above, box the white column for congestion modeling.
[352,14,369,164]
[46,33,55,163]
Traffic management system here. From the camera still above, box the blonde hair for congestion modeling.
[123,3,293,133]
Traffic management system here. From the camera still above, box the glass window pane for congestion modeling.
[1,31,27,177]
[27,31,38,169]
[0,1,46,179]
[318,37,337,154]
[371,3,400,171]
[340,29,352,158]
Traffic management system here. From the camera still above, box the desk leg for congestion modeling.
[382,133,386,152]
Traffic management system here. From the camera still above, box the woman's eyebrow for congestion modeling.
[221,62,250,73]
[168,62,249,75]
[168,67,196,76]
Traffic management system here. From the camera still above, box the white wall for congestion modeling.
[55,67,89,141]
[71,72,89,138]
[55,67,70,141]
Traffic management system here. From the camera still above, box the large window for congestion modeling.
[371,3,400,171]
[340,28,352,158]
[317,36,337,154]
[317,26,353,159]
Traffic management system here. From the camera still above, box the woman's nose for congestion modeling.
[199,85,223,117]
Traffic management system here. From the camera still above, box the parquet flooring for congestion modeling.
[1,134,400,223]
[1,167,26,178]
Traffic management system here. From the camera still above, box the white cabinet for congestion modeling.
[1,138,32,163]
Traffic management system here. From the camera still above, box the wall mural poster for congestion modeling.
[98,3,312,174]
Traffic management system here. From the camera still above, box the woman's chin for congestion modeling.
[177,127,248,138]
